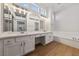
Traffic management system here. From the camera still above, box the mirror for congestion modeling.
[17,21,27,32]
[35,22,39,31]
[3,4,27,32]
[3,4,13,32]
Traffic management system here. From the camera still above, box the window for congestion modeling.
[31,3,39,13]
[40,8,47,17]
[35,22,39,31]
[16,3,30,9]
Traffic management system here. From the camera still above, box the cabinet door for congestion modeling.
[0,40,3,56]
[23,36,35,54]
[4,42,22,56]
[45,33,53,44]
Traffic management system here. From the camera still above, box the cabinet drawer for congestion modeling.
[4,38,15,45]
[16,37,27,42]
[16,37,22,42]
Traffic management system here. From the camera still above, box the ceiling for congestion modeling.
[37,3,75,14]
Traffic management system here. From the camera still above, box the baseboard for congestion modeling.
[54,36,79,49]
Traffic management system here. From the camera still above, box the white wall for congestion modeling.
[0,4,3,33]
[54,4,79,32]
[53,4,79,48]
[45,9,53,32]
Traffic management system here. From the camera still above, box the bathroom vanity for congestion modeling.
[0,3,53,56]
[0,32,53,56]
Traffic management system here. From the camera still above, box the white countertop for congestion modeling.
[0,31,52,39]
